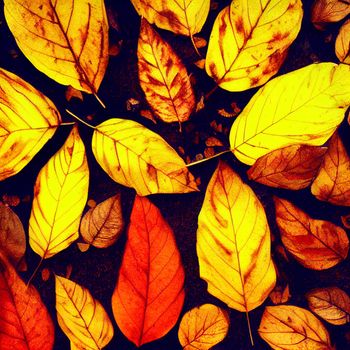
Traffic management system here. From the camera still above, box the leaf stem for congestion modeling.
[94,93,106,109]
[190,35,202,58]
[186,149,232,167]
[65,109,96,129]
[26,257,44,287]
[246,310,254,346]
[60,122,76,126]
[205,84,219,100]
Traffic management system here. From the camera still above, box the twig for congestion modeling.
[65,109,96,129]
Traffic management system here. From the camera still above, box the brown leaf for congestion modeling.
[65,86,83,102]
[335,19,350,63]
[341,213,350,228]
[205,137,223,147]
[269,284,291,305]
[193,36,207,49]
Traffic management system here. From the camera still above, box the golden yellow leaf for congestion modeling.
[138,19,195,124]
[335,19,350,63]
[274,197,349,270]
[178,304,229,350]
[311,133,350,206]
[29,126,89,259]
[307,287,350,325]
[91,118,198,196]
[130,0,210,36]
[80,194,124,248]
[55,275,114,350]
[0,68,61,180]
[205,0,303,91]
[259,305,333,350]
[229,63,350,165]
[197,161,276,312]
[4,0,109,94]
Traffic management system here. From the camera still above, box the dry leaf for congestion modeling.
[0,68,61,180]
[80,194,124,248]
[247,145,327,190]
[194,59,206,70]
[259,305,333,349]
[269,284,291,305]
[193,36,207,49]
[29,126,89,259]
[311,133,350,206]
[130,0,210,36]
[55,275,114,350]
[274,197,349,270]
[230,63,350,165]
[205,0,303,91]
[65,86,83,102]
[91,118,198,195]
[41,268,50,282]
[4,0,109,94]
[341,213,350,228]
[112,196,185,346]
[197,161,276,311]
[178,304,229,350]
[138,19,195,124]
[2,194,20,207]
[336,19,350,63]
[205,137,223,147]
[0,251,55,350]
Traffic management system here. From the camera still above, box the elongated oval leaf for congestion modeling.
[4,0,109,93]
[112,195,185,347]
[0,68,61,180]
[205,0,303,91]
[274,197,349,270]
[197,161,276,312]
[336,19,350,63]
[55,275,114,350]
[230,63,350,165]
[91,118,198,195]
[29,126,89,259]
[138,19,195,124]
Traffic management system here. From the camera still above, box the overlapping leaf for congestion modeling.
[336,19,350,63]
[197,161,276,312]
[205,0,303,91]
[312,0,350,29]
[29,126,89,259]
[91,118,198,195]
[230,63,350,165]
[0,68,61,180]
[112,196,185,347]
[4,0,109,93]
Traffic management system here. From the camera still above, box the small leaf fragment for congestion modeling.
[269,284,291,305]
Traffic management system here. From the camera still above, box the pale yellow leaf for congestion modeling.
[229,63,350,165]
[205,0,303,91]
[4,0,109,93]
[0,68,61,180]
[91,118,198,196]
[335,19,350,63]
[197,161,276,312]
[29,126,89,259]
[55,275,114,350]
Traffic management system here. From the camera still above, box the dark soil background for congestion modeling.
[0,0,350,349]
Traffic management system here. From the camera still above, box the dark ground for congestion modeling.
[0,0,350,349]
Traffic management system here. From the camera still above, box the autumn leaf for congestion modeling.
[205,0,303,91]
[178,304,229,350]
[80,194,124,249]
[4,0,109,94]
[248,145,327,190]
[0,68,61,181]
[0,251,55,350]
[91,118,198,195]
[138,19,195,125]
[306,287,350,325]
[197,161,276,312]
[274,197,349,270]
[55,275,114,350]
[311,132,350,206]
[335,19,350,63]
[29,126,89,259]
[269,284,291,305]
[230,63,350,165]
[259,305,333,350]
[112,196,185,347]
[130,0,210,36]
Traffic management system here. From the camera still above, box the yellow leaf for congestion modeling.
[138,19,195,125]
[205,0,303,91]
[311,133,350,206]
[55,275,114,350]
[197,161,276,312]
[4,0,109,94]
[91,118,198,196]
[0,68,61,180]
[178,304,229,350]
[335,19,350,63]
[259,305,333,350]
[229,63,350,165]
[29,126,89,259]
[130,0,210,36]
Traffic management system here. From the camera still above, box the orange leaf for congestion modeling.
[248,145,327,190]
[0,251,54,350]
[311,133,350,206]
[269,284,291,305]
[274,197,349,270]
[112,195,185,347]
